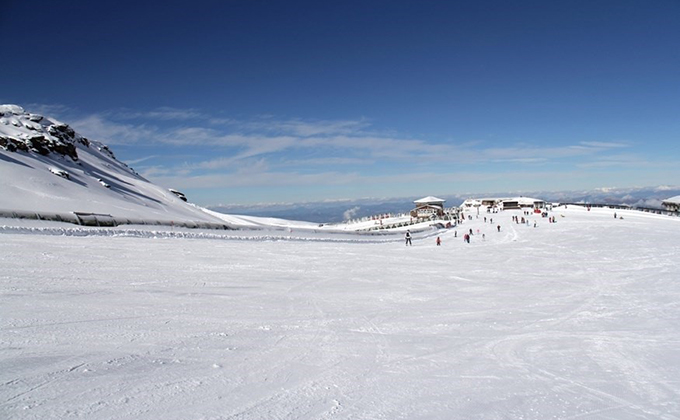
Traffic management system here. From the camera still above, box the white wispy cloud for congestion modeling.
[240,118,371,137]
[137,107,205,121]
[281,157,375,166]
[575,153,649,168]
[106,107,206,121]
[578,141,629,149]
[21,104,647,192]
[125,155,160,165]
[148,166,589,194]
[70,114,158,145]
[23,103,73,118]
[151,170,363,190]
[51,107,627,167]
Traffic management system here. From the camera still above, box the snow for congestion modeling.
[664,195,680,204]
[414,196,446,204]
[0,104,25,114]
[2,206,680,420]
[513,196,544,205]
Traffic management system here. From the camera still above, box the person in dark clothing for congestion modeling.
[405,230,412,246]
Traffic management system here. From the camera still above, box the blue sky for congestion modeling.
[2,0,679,205]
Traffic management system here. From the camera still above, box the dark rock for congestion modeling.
[48,124,76,142]
[1,137,28,152]
[170,189,188,201]
[0,136,16,151]
[17,134,80,160]
[98,145,116,159]
[29,136,51,155]
[53,142,78,161]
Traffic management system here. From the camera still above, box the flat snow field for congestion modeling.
[2,207,680,420]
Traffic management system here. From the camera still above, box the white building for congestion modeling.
[500,197,546,210]
[411,196,446,218]
[461,196,546,210]
[662,195,680,212]
[461,198,482,208]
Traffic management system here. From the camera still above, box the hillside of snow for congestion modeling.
[0,105,226,225]
[1,205,679,419]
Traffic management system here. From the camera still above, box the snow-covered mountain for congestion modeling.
[0,105,226,225]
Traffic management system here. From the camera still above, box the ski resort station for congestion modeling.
[335,196,552,233]
[663,195,680,212]
[410,196,448,218]
[461,196,547,211]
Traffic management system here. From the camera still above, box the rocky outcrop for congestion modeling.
[0,136,29,152]
[0,105,89,161]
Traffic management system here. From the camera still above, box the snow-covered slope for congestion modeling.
[1,205,679,419]
[0,105,224,224]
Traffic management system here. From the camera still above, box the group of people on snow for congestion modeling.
[404,225,500,246]
[402,204,594,246]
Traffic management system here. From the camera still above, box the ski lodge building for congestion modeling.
[501,197,546,210]
[461,196,546,210]
[662,195,680,212]
[411,196,446,218]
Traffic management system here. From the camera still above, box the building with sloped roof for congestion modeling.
[500,197,546,210]
[411,196,446,218]
[662,195,680,212]
[461,196,546,210]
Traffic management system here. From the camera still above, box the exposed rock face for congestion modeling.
[0,136,28,152]
[97,144,116,160]
[0,105,88,161]
[169,188,188,201]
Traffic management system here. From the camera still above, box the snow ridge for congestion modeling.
[0,224,419,243]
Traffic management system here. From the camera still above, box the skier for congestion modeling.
[497,225,501,232]
[405,230,412,246]
[436,236,441,246]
